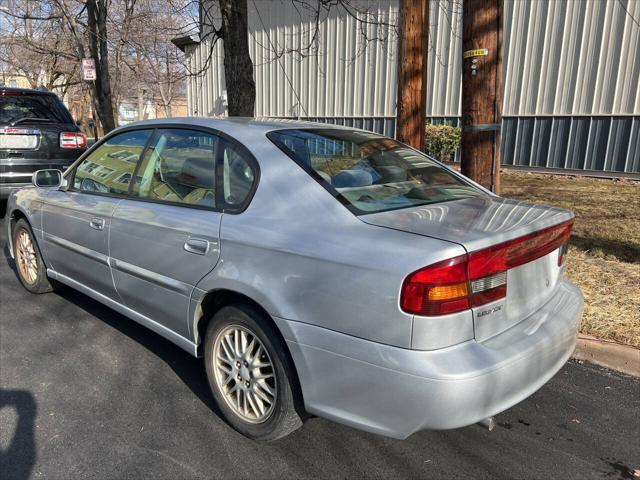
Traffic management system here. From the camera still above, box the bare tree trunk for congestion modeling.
[396,0,428,151]
[87,0,116,133]
[219,0,255,116]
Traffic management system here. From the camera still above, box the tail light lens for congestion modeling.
[60,132,87,149]
[400,255,469,316]
[401,220,574,316]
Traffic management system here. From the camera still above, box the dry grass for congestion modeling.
[501,172,640,347]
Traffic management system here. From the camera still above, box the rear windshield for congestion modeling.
[268,128,485,214]
[0,93,72,125]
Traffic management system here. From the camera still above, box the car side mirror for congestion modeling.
[33,169,66,188]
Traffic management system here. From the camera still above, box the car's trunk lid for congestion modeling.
[361,195,574,341]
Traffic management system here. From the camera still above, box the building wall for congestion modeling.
[0,73,32,89]
[185,0,640,173]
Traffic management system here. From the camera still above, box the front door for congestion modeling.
[108,128,223,338]
[41,129,152,299]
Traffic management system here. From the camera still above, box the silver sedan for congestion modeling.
[4,118,583,440]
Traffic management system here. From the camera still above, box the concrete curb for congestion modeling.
[573,334,640,377]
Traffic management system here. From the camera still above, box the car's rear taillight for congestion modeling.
[400,255,470,316]
[400,220,574,316]
[60,131,87,149]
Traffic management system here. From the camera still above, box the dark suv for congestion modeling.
[1,87,86,198]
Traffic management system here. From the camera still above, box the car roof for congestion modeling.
[0,87,56,96]
[123,116,360,137]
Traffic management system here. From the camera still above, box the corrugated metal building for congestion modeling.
[178,0,640,174]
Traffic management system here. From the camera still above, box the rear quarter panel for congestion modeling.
[195,141,467,348]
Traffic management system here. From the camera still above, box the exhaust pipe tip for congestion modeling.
[478,417,496,431]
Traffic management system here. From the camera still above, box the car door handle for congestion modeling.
[184,237,209,255]
[89,217,105,230]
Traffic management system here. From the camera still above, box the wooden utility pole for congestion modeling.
[461,0,503,193]
[397,0,428,151]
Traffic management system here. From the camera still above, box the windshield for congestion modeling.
[0,93,72,125]
[268,128,485,214]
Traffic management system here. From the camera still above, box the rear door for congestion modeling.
[108,128,223,338]
[41,129,152,299]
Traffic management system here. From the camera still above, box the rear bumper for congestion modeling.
[275,279,583,439]
[0,158,74,198]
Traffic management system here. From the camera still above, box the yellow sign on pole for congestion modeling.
[463,48,489,59]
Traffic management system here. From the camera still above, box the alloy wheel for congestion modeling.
[16,230,38,285]
[212,325,277,423]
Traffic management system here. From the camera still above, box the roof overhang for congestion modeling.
[171,34,200,52]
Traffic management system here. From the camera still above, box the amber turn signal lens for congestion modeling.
[427,282,468,301]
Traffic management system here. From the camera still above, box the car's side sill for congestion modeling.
[47,269,198,357]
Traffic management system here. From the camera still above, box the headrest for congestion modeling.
[376,165,406,183]
[332,169,373,188]
[176,157,215,189]
[317,171,332,184]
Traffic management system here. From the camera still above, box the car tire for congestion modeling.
[204,304,305,441]
[12,218,57,294]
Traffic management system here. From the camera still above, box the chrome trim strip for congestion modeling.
[47,269,198,356]
[110,258,192,295]
[0,172,34,178]
[43,232,109,266]
[0,159,73,165]
[0,127,42,135]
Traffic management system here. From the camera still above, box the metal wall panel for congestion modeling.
[248,0,399,118]
[426,0,462,117]
[187,0,465,118]
[503,0,640,115]
[184,0,640,172]
[188,0,639,118]
[288,115,640,174]
[500,116,640,174]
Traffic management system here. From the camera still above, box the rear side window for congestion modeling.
[0,93,72,125]
[268,129,484,214]
[73,129,151,195]
[130,129,217,208]
[220,139,256,208]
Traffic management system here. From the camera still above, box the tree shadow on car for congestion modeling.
[54,286,224,420]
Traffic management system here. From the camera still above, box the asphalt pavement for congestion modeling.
[1,209,639,480]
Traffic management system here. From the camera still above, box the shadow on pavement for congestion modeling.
[0,389,37,480]
[55,286,223,418]
[1,211,223,430]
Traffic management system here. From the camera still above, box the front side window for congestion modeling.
[268,129,485,214]
[73,129,151,195]
[130,129,217,208]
